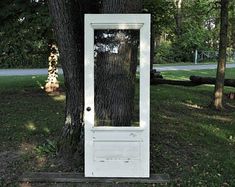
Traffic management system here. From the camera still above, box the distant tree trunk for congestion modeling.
[45,43,59,93]
[94,0,142,126]
[174,0,183,37]
[231,2,235,52]
[150,16,155,71]
[213,0,229,110]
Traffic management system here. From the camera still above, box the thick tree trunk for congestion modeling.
[48,0,98,160]
[101,0,142,13]
[213,0,229,110]
[94,0,142,126]
[48,0,142,162]
[95,45,136,126]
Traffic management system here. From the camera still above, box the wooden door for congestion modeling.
[84,14,150,177]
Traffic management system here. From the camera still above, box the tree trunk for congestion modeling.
[231,2,235,52]
[174,0,183,37]
[150,15,155,71]
[94,0,142,126]
[190,76,235,87]
[45,43,59,93]
[101,0,142,13]
[47,0,98,161]
[151,76,235,87]
[151,78,199,87]
[48,0,142,160]
[213,0,229,110]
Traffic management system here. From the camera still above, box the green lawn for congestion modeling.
[154,60,235,67]
[0,69,235,186]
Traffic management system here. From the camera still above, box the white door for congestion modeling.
[84,14,150,178]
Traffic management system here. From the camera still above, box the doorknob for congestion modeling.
[86,107,91,111]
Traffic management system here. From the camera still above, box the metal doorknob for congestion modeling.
[86,107,91,111]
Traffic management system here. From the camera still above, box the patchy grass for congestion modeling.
[154,62,216,67]
[0,69,235,186]
[154,61,235,67]
[151,84,235,186]
[0,75,66,185]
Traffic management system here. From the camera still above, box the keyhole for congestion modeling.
[86,107,91,111]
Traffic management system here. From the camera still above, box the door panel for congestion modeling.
[84,14,150,178]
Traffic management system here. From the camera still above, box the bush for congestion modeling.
[155,41,175,64]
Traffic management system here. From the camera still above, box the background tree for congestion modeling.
[229,0,235,53]
[143,0,173,69]
[0,0,52,68]
[213,0,229,110]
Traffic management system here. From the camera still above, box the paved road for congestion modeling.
[0,64,235,76]
[0,68,63,76]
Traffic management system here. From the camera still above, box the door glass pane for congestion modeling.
[94,29,140,127]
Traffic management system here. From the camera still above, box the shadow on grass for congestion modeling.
[150,84,235,186]
[0,75,69,185]
[0,74,235,186]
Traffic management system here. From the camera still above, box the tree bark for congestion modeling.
[231,1,235,51]
[48,0,142,160]
[213,0,229,110]
[151,78,199,87]
[48,0,98,160]
[101,0,142,13]
[174,0,183,37]
[150,15,155,71]
[94,0,142,126]
[190,76,235,87]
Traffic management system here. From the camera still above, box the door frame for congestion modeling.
[84,14,150,177]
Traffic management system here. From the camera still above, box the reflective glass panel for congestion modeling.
[94,29,140,126]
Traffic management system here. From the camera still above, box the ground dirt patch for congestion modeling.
[0,151,24,185]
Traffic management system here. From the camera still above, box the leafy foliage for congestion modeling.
[35,139,57,155]
[0,0,234,67]
[144,0,226,64]
[0,0,52,68]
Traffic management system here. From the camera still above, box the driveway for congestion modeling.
[0,68,63,76]
[0,64,235,76]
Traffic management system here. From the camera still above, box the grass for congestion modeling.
[154,60,235,67]
[0,75,66,185]
[0,69,235,186]
[151,84,235,186]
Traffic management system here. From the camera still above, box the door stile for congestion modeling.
[84,16,94,176]
[139,17,151,175]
